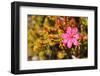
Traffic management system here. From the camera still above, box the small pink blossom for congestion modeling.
[61,27,80,48]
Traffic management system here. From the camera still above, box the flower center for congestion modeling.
[70,34,73,38]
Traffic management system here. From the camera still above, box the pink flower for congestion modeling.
[61,27,80,48]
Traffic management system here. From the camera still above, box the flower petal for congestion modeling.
[72,38,79,46]
[73,34,80,39]
[61,33,70,39]
[66,27,72,35]
[72,27,78,35]
[67,40,72,48]
[61,34,66,39]
[62,39,68,45]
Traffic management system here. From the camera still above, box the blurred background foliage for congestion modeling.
[28,15,88,61]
